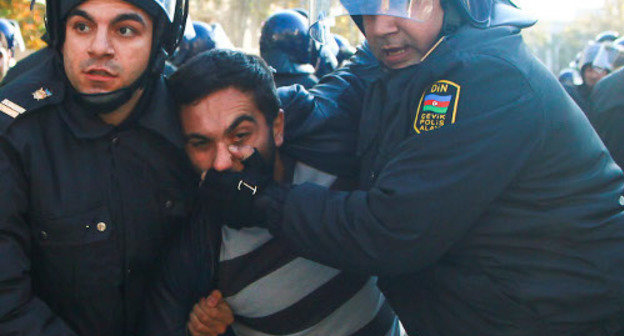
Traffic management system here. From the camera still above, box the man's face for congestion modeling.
[362,0,444,69]
[62,0,153,94]
[582,66,608,88]
[180,87,284,173]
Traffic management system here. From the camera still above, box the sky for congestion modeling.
[513,0,605,22]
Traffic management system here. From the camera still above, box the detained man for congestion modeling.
[142,49,402,336]
[202,0,624,335]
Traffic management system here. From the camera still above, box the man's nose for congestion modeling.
[88,29,114,57]
[366,15,400,37]
[212,142,234,172]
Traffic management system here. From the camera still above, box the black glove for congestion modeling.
[200,149,276,229]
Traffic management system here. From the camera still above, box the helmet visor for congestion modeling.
[593,44,623,72]
[309,0,434,43]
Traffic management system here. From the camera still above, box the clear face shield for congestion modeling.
[592,43,624,72]
[309,0,435,43]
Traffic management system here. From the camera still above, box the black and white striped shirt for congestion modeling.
[219,162,403,336]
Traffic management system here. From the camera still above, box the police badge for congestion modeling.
[414,80,460,134]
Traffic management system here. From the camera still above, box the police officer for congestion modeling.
[204,0,624,335]
[590,67,624,169]
[564,42,611,113]
[260,10,319,89]
[169,21,233,68]
[0,0,197,335]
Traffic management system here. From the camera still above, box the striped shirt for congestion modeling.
[219,162,403,336]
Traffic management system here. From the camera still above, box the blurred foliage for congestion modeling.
[0,0,46,50]
[522,0,624,74]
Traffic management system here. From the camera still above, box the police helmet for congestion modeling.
[558,68,581,86]
[595,31,619,43]
[0,19,15,51]
[260,10,315,74]
[170,21,233,67]
[334,34,356,64]
[310,0,534,43]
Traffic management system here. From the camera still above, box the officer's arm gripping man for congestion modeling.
[279,42,381,176]
[276,55,565,276]
[0,140,78,335]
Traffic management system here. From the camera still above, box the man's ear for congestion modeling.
[273,109,285,147]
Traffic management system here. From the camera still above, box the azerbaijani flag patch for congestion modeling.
[414,80,460,134]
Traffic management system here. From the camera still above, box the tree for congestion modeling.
[0,0,46,51]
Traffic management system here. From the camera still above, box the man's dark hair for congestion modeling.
[168,49,280,123]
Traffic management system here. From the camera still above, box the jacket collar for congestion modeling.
[60,77,185,149]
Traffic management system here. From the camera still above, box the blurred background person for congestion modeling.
[259,9,318,88]
[170,20,234,68]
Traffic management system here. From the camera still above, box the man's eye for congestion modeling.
[233,132,251,143]
[74,22,91,33]
[189,141,209,149]
[119,26,136,37]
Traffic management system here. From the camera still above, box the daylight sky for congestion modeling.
[513,0,605,22]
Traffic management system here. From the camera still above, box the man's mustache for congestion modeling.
[80,59,122,75]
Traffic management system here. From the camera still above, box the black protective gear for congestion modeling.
[260,10,315,75]
[200,149,275,229]
[169,21,233,67]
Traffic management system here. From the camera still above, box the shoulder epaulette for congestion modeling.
[0,48,65,127]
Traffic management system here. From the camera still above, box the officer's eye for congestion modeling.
[73,22,91,33]
[118,26,137,37]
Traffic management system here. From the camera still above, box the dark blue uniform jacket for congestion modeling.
[278,24,624,336]
[590,67,624,169]
[0,51,197,335]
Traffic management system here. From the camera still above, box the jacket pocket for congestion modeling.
[31,205,120,295]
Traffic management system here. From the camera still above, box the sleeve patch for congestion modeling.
[414,80,461,134]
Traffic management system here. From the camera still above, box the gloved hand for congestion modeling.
[200,148,278,229]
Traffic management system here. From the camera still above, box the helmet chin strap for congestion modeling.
[69,46,168,115]
[70,70,147,115]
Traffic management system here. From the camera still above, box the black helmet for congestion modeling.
[170,21,233,67]
[260,10,315,75]
[558,68,581,86]
[595,31,619,43]
[333,34,356,64]
[45,0,188,61]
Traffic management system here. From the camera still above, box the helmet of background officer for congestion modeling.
[46,0,188,113]
[334,34,356,65]
[260,10,315,75]
[579,42,610,88]
[558,68,582,86]
[170,21,233,67]
[612,37,624,69]
[0,19,15,79]
[595,30,619,43]
[309,0,533,70]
